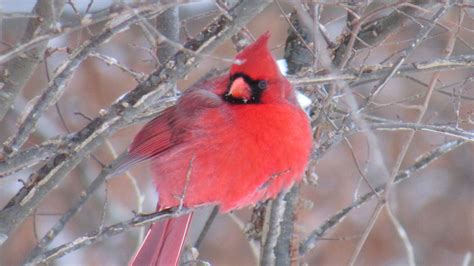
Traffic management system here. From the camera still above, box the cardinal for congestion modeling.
[120,33,312,265]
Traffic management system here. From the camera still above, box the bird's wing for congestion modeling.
[130,213,193,266]
[114,86,223,174]
[125,86,224,266]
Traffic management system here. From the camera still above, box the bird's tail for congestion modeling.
[129,213,193,266]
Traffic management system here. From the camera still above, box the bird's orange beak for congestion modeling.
[228,77,251,101]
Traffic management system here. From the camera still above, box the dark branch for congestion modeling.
[0,0,66,121]
[333,0,437,65]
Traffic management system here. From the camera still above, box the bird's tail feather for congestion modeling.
[129,213,193,266]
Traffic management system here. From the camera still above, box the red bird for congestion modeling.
[122,33,312,265]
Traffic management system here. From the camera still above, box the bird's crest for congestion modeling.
[230,32,280,80]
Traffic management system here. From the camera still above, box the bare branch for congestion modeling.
[1,1,470,264]
[2,8,163,155]
[299,139,467,256]
[333,0,437,65]
[0,0,271,248]
[0,0,66,121]
[274,186,300,266]
[89,52,145,81]
[260,191,286,266]
[367,122,474,141]
[0,2,169,64]
[0,137,68,177]
[290,55,474,86]
[359,3,451,111]
[348,3,456,264]
[155,3,181,64]
[28,208,192,264]
[25,151,128,263]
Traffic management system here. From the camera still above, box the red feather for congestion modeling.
[123,33,312,265]
[129,214,192,266]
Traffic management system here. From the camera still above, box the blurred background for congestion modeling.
[0,1,473,265]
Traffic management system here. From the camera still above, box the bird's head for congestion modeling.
[224,33,296,105]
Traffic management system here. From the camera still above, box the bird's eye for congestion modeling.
[258,80,268,90]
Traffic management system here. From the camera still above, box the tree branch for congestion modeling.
[0,2,167,64]
[299,139,467,256]
[260,191,286,266]
[367,122,474,141]
[290,55,474,86]
[2,8,164,155]
[0,136,68,177]
[27,208,192,264]
[3,53,470,178]
[0,0,66,121]
[333,0,437,65]
[24,151,127,263]
[28,138,467,264]
[0,0,271,248]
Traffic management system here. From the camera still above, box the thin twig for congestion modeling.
[227,213,260,261]
[348,4,454,265]
[0,140,66,177]
[290,54,474,86]
[385,206,416,266]
[104,140,144,248]
[299,139,467,256]
[333,0,437,65]
[27,208,192,264]
[359,3,451,111]
[24,151,130,263]
[0,0,271,251]
[194,206,219,248]
[0,0,66,121]
[3,8,163,155]
[0,2,169,65]
[366,122,474,141]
